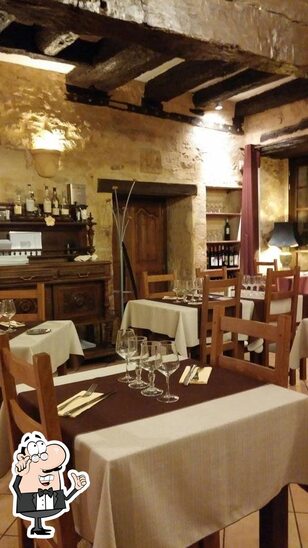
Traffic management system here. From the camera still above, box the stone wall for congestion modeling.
[0,61,243,280]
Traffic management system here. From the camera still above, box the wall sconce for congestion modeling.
[268,222,299,268]
[31,149,61,178]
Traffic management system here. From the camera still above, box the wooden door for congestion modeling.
[113,196,167,308]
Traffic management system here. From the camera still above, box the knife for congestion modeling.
[62,392,116,416]
[183,364,198,386]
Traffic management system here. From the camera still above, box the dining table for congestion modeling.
[5,360,308,548]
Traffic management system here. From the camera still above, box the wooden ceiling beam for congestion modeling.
[0,9,14,32]
[68,45,170,91]
[193,69,283,108]
[257,135,308,159]
[0,0,306,76]
[144,59,242,103]
[234,79,308,118]
[35,28,78,56]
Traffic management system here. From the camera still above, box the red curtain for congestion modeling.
[240,145,260,275]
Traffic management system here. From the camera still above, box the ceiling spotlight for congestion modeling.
[215,103,223,111]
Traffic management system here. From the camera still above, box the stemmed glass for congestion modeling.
[128,335,148,389]
[157,341,180,403]
[140,341,163,397]
[1,299,17,332]
[115,328,137,383]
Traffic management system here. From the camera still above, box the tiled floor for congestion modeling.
[0,371,307,547]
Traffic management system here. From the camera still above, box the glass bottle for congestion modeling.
[60,192,70,216]
[51,187,59,216]
[14,193,23,216]
[224,218,231,240]
[25,184,35,216]
[43,185,52,215]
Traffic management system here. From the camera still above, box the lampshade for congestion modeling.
[268,222,299,248]
[31,149,60,178]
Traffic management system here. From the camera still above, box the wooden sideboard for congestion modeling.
[0,212,114,361]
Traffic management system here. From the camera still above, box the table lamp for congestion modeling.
[268,222,299,268]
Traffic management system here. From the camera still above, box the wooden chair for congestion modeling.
[140,271,176,298]
[195,267,227,279]
[210,306,291,388]
[264,267,300,382]
[0,334,78,548]
[0,283,46,322]
[199,272,243,365]
[254,259,278,275]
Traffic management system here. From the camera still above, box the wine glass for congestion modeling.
[115,328,136,383]
[140,341,163,397]
[1,299,17,332]
[128,335,148,389]
[157,341,180,403]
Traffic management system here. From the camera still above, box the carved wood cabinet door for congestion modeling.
[113,197,167,304]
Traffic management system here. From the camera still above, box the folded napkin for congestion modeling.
[57,390,104,418]
[0,320,25,327]
[162,295,177,300]
[179,366,212,385]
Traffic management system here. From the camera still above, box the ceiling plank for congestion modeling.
[257,135,308,159]
[0,0,306,76]
[144,60,242,103]
[260,117,308,143]
[234,79,308,118]
[35,29,78,56]
[68,45,171,91]
[193,69,283,108]
[0,9,14,31]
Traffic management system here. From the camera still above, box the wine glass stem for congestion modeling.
[149,370,155,389]
[165,375,170,398]
[135,363,141,381]
[125,357,130,377]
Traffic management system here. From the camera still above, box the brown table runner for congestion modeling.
[19,360,264,464]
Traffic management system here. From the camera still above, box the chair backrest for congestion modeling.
[0,334,77,547]
[254,259,278,275]
[264,267,300,340]
[195,267,228,279]
[210,306,291,388]
[0,283,46,322]
[140,271,176,298]
[199,272,243,365]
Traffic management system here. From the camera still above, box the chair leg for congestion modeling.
[289,369,296,386]
[300,357,307,381]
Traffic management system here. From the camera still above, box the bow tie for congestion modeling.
[38,488,53,497]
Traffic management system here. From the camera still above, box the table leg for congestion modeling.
[259,485,288,548]
[188,532,220,548]
[289,369,297,386]
[300,357,307,381]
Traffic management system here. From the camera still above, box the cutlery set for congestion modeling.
[57,383,116,417]
[183,365,199,386]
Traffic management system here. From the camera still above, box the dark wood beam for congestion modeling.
[257,135,308,159]
[260,117,308,142]
[144,60,241,103]
[68,45,170,91]
[0,0,306,76]
[234,79,308,118]
[0,9,14,31]
[97,179,198,197]
[35,28,78,56]
[193,70,283,108]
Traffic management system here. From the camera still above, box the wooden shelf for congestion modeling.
[207,240,240,245]
[206,185,242,191]
[206,212,241,217]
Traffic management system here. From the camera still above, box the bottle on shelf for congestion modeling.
[13,193,23,216]
[25,184,36,216]
[51,187,60,216]
[228,246,234,267]
[233,247,239,267]
[43,185,52,215]
[224,218,231,241]
[60,192,70,217]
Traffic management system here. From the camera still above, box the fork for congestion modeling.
[57,383,98,412]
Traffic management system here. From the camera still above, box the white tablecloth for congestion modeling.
[121,299,254,357]
[10,320,84,373]
[1,365,308,547]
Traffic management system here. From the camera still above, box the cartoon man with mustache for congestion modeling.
[10,431,90,538]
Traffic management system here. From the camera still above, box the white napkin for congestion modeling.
[0,320,25,327]
[179,366,212,384]
[162,295,177,300]
[57,390,104,417]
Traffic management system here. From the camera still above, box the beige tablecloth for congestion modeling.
[10,320,84,373]
[1,365,308,547]
[121,299,254,357]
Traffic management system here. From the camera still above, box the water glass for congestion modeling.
[128,336,148,389]
[115,328,136,383]
[157,341,180,403]
[140,341,163,397]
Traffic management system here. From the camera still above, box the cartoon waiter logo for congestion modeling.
[10,431,90,538]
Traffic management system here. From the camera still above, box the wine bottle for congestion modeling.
[51,187,59,216]
[43,185,51,215]
[14,193,23,216]
[25,184,35,216]
[224,218,231,240]
[60,193,70,216]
